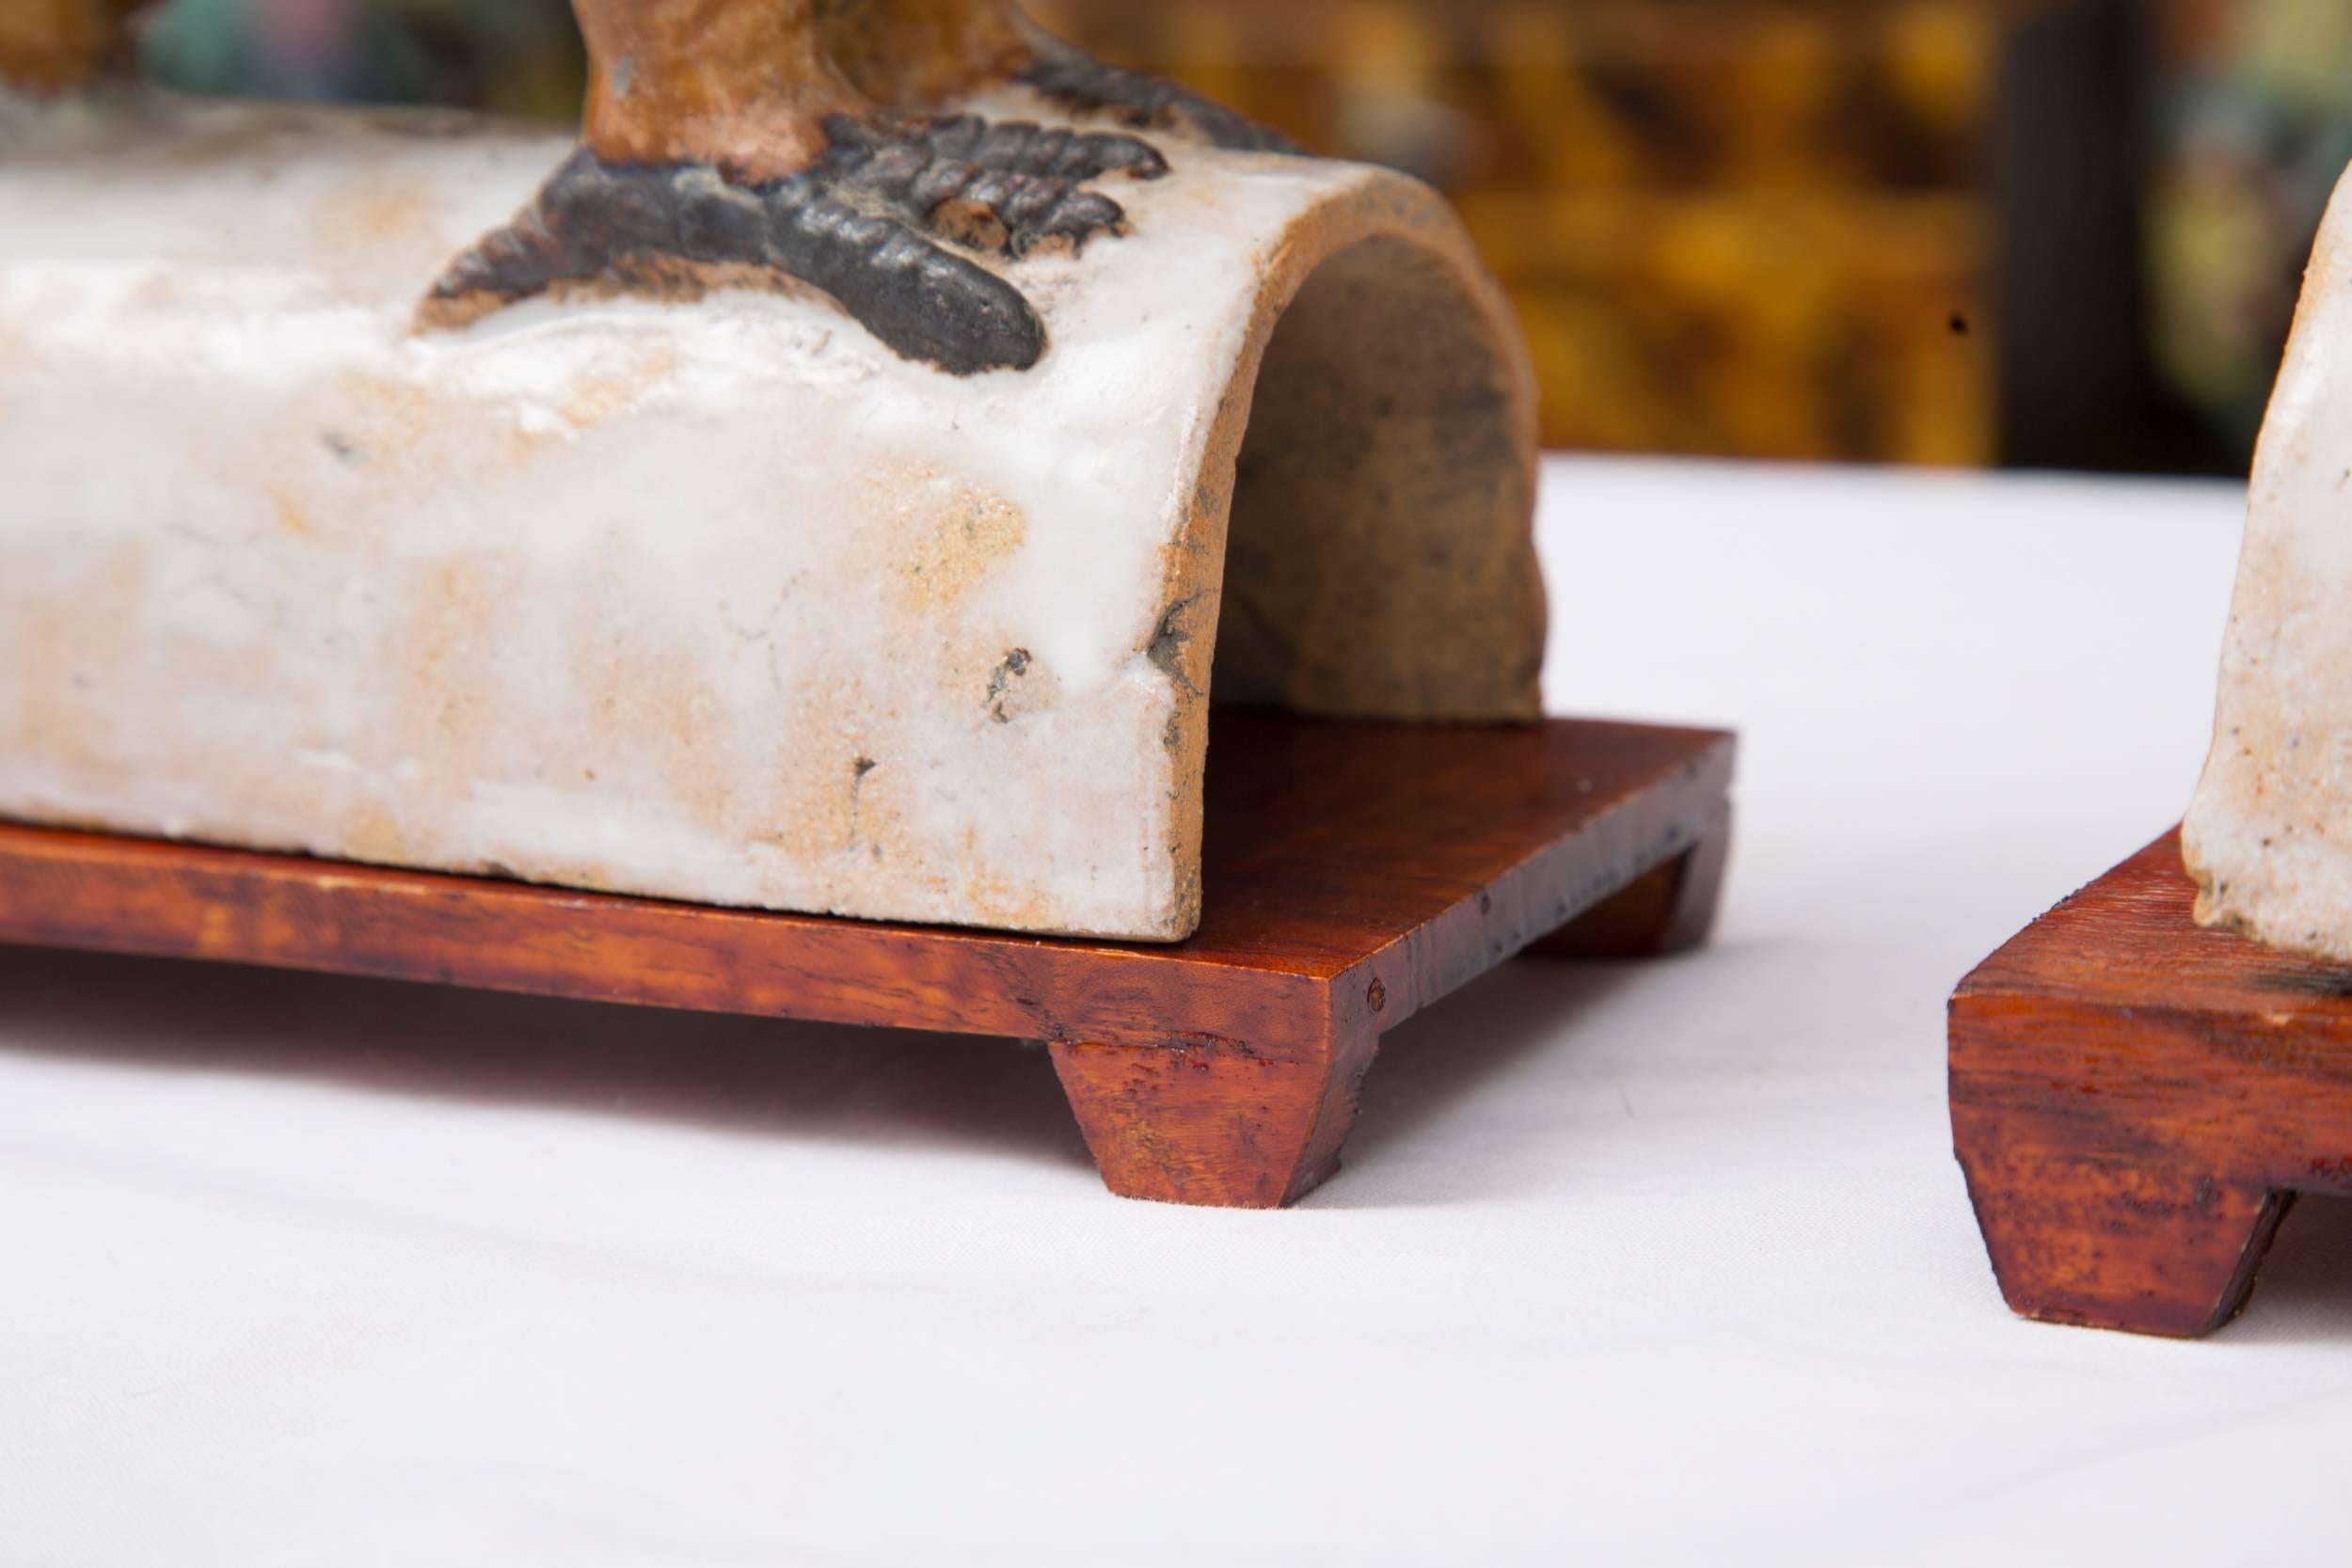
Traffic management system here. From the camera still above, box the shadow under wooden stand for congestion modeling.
[0,712,1732,1208]
[1951,829,2352,1336]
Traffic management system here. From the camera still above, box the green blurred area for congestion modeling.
[2152,0,2352,456]
[138,0,580,119]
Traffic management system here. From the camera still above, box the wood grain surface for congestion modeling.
[0,711,1734,1206]
[1950,829,2352,1336]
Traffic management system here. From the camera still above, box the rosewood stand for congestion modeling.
[0,712,1731,1208]
[1951,829,2352,1336]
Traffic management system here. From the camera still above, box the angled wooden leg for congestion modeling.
[1049,1025,1379,1208]
[1530,806,1731,959]
[1953,1115,2289,1337]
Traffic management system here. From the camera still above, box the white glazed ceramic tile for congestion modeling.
[0,88,1529,939]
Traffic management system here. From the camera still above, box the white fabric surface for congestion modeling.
[4,456,2340,1566]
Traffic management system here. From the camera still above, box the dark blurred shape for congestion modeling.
[1994,0,2223,473]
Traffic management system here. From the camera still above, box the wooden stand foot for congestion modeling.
[1954,1120,2287,1336]
[1951,830,2352,1335]
[1051,1028,1377,1207]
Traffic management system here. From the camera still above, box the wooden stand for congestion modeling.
[1949,829,2352,1336]
[0,712,1732,1208]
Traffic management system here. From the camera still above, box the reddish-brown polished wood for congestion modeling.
[1529,800,1730,959]
[0,712,1733,1206]
[1050,1027,1380,1209]
[1950,829,2352,1336]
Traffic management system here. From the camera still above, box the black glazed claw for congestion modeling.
[423,150,1046,375]
[423,109,1181,372]
[832,112,1168,182]
[821,112,1165,256]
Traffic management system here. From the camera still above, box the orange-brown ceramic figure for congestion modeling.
[0,0,137,90]
[424,0,1298,370]
[0,0,1295,372]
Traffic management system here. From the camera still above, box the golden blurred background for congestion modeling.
[127,0,2352,473]
[1036,0,2003,467]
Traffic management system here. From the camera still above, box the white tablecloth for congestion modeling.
[6,457,2335,1566]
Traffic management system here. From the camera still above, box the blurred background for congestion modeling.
[130,0,2352,476]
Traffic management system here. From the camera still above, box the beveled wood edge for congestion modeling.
[1949,829,2184,1006]
[0,814,1339,1053]
[0,721,1736,1055]
[1527,799,1733,960]
[1949,987,2352,1201]
[1333,733,1737,1041]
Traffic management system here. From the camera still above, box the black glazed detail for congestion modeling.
[1019,50,1303,155]
[423,113,1171,375]
[423,150,1043,372]
[823,112,1166,256]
